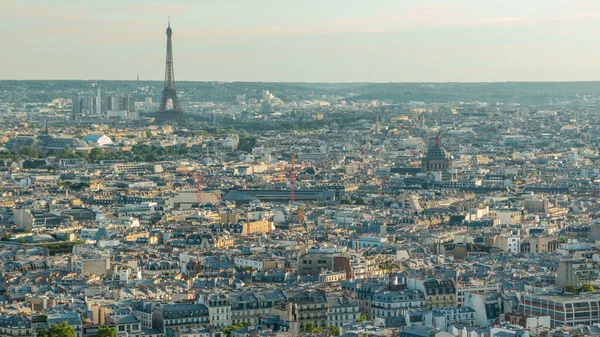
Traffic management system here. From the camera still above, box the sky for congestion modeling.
[2,0,600,82]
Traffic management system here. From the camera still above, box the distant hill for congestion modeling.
[345,82,600,104]
[1,80,599,104]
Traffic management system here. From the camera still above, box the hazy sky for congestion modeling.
[2,0,600,82]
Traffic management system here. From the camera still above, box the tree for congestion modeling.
[356,314,367,323]
[564,284,577,293]
[327,325,340,336]
[37,322,75,337]
[580,284,595,293]
[145,153,158,162]
[18,146,38,158]
[90,327,116,337]
[303,321,321,333]
[89,148,105,163]
[222,322,251,337]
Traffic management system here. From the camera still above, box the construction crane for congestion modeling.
[277,163,285,183]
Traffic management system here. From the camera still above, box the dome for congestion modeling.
[426,144,449,160]
[425,134,449,160]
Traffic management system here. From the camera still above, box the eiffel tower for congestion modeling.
[156,19,183,122]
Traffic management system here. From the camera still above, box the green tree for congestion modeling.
[327,325,340,336]
[89,148,105,163]
[37,322,75,337]
[222,322,251,337]
[580,284,595,293]
[18,146,39,158]
[145,153,158,162]
[564,284,577,293]
[303,321,321,333]
[90,327,116,337]
[355,314,367,323]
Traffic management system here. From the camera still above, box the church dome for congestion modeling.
[426,144,448,160]
[425,134,449,160]
[421,133,453,173]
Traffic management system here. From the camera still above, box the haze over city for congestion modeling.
[5,1,600,337]
[3,0,600,82]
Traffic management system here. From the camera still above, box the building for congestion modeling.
[202,294,232,328]
[495,234,522,254]
[463,292,502,328]
[371,289,426,321]
[288,290,328,330]
[521,293,600,327]
[556,259,600,287]
[110,314,142,337]
[421,134,453,173]
[69,255,111,275]
[407,278,456,309]
[46,311,83,337]
[239,220,272,235]
[233,256,285,272]
[456,282,500,308]
[228,291,287,326]
[82,134,113,146]
[297,246,344,276]
[424,307,476,332]
[327,295,361,327]
[0,314,31,337]
[111,163,164,174]
[72,86,135,119]
[153,303,210,333]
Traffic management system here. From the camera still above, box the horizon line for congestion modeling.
[2,79,600,84]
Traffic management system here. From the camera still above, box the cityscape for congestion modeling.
[3,2,600,337]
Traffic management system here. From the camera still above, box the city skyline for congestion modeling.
[2,0,600,82]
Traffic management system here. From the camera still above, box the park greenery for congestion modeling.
[222,322,252,337]
[40,240,85,255]
[90,327,117,337]
[302,322,321,333]
[564,284,595,294]
[37,322,75,337]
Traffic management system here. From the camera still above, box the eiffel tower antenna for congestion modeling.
[158,18,182,116]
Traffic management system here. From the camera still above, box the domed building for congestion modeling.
[421,134,453,172]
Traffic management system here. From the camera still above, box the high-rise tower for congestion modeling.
[157,20,183,119]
